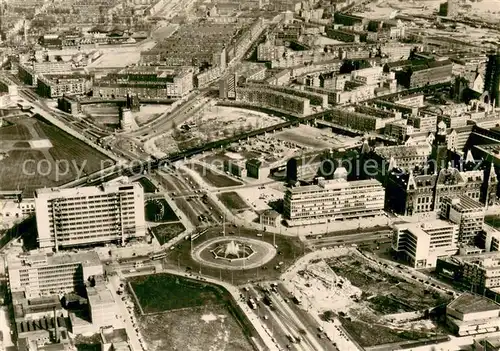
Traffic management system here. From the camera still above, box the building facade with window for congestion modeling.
[284,177,384,226]
[392,220,459,268]
[8,251,103,298]
[35,182,145,250]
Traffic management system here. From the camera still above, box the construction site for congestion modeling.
[155,105,283,153]
[282,248,451,348]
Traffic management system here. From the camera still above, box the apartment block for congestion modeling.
[392,220,459,268]
[407,113,438,133]
[35,182,145,250]
[440,195,485,245]
[18,61,72,86]
[322,107,399,132]
[384,120,414,142]
[96,66,194,99]
[235,86,310,116]
[245,83,327,107]
[7,251,103,299]
[373,144,431,171]
[284,177,384,226]
[36,74,92,98]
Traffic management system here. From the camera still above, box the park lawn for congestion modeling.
[129,274,223,313]
[0,122,31,140]
[0,149,51,194]
[218,192,249,211]
[151,222,186,245]
[485,215,500,229]
[37,118,113,177]
[192,163,242,188]
[136,177,158,193]
[145,199,178,222]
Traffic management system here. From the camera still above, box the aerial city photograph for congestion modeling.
[1,0,500,349]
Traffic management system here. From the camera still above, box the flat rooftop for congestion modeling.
[289,178,382,194]
[35,180,138,197]
[395,219,456,238]
[101,327,128,344]
[448,293,500,315]
[442,194,484,211]
[87,283,115,306]
[9,251,101,270]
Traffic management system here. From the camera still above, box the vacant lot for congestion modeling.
[339,316,433,347]
[151,222,186,245]
[145,199,178,222]
[138,304,253,351]
[326,254,450,347]
[218,192,249,212]
[129,273,255,351]
[328,255,450,311]
[192,164,242,188]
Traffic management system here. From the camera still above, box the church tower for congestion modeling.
[481,162,498,206]
[429,120,448,174]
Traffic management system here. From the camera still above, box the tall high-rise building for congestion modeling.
[484,54,500,108]
[35,182,146,250]
[429,120,448,173]
[219,73,237,99]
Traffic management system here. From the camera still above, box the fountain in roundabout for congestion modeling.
[192,236,277,270]
[210,240,256,262]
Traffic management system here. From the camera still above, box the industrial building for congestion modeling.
[284,177,385,226]
[392,220,459,268]
[34,182,146,250]
[7,251,103,298]
[18,61,72,86]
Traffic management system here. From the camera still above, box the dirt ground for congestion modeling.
[156,105,283,152]
[274,125,355,150]
[138,305,254,351]
[284,250,450,348]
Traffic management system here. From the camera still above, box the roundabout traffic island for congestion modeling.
[192,236,277,270]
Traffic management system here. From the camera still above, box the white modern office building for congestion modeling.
[392,220,459,268]
[87,279,118,329]
[8,251,103,299]
[35,182,145,250]
[440,194,485,245]
[283,177,385,226]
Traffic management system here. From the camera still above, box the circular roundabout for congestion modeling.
[192,236,277,270]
